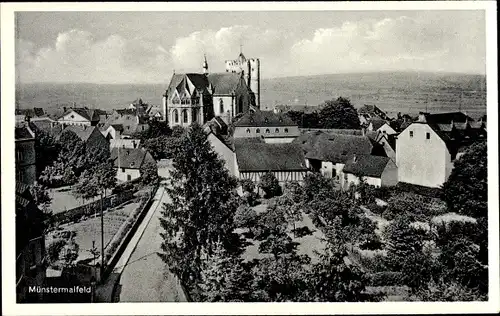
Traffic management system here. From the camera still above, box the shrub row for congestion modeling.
[367,271,404,286]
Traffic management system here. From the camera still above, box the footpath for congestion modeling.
[94,186,165,302]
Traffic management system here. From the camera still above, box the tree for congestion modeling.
[33,128,60,177]
[46,238,67,266]
[414,278,487,301]
[197,241,251,302]
[308,242,371,302]
[62,239,79,268]
[441,141,487,218]
[383,215,429,271]
[240,179,258,206]
[302,172,336,204]
[136,120,172,140]
[29,183,52,215]
[140,160,159,185]
[259,172,282,198]
[159,123,241,291]
[171,125,186,138]
[233,205,258,229]
[318,97,361,129]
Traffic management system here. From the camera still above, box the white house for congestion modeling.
[111,147,155,183]
[396,112,485,188]
[342,154,398,189]
[57,108,101,127]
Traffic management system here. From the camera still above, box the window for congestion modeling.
[127,174,132,181]
[284,128,289,133]
[275,128,279,133]
[426,132,430,140]
[173,109,179,123]
[219,99,224,114]
[265,129,270,134]
[409,131,414,138]
[121,168,125,172]
[182,110,188,123]
[142,126,145,131]
[16,150,23,161]
[246,128,251,134]
[70,115,74,119]
[256,128,260,133]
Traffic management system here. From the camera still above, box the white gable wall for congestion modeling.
[58,111,91,126]
[396,123,451,188]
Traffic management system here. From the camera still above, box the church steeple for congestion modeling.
[202,54,209,75]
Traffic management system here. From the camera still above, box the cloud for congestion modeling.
[16,15,485,83]
[17,29,171,83]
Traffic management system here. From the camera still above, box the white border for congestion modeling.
[2,1,498,315]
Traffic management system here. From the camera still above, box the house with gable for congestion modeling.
[101,109,150,139]
[367,118,397,136]
[58,125,109,153]
[294,131,384,182]
[57,107,104,127]
[342,154,398,189]
[396,111,486,188]
[111,147,156,182]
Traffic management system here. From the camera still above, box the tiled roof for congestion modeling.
[29,119,63,137]
[343,154,392,178]
[370,118,387,131]
[111,147,154,169]
[300,128,362,136]
[60,125,96,142]
[207,73,244,95]
[234,110,297,127]
[15,126,34,140]
[234,139,307,172]
[302,132,374,164]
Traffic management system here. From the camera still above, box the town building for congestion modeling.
[367,118,397,135]
[110,147,156,182]
[162,52,260,128]
[366,130,397,162]
[16,183,46,303]
[342,154,398,189]
[58,125,109,153]
[358,104,391,126]
[57,108,102,127]
[396,111,486,188]
[233,110,300,143]
[15,124,37,186]
[233,138,308,184]
[101,109,150,139]
[294,131,385,182]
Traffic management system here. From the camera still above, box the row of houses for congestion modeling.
[206,106,486,190]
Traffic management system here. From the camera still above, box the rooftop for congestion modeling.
[234,110,297,127]
[343,154,393,178]
[111,147,154,169]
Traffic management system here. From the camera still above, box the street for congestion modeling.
[113,164,187,302]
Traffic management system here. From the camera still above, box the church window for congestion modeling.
[182,110,188,123]
[256,129,260,133]
[246,128,251,134]
[173,109,179,123]
[265,129,270,134]
[275,128,279,133]
[219,99,224,114]
[284,128,289,133]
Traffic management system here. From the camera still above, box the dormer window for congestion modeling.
[275,128,279,133]
[256,128,260,133]
[246,128,251,134]
[264,117,269,123]
[265,129,270,134]
[284,128,289,133]
[130,162,135,167]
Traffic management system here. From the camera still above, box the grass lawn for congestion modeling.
[48,185,98,214]
[46,200,141,262]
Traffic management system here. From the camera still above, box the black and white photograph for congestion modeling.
[1,1,498,315]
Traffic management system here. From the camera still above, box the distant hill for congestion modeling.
[260,71,486,118]
[15,72,486,119]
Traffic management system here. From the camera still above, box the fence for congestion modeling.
[47,191,135,227]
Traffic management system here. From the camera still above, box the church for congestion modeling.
[162,51,261,127]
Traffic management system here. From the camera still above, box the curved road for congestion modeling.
[113,166,187,302]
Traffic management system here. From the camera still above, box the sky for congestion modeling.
[15,10,486,84]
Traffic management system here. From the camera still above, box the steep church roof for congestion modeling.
[207,73,245,95]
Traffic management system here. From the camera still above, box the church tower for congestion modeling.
[224,49,261,108]
[202,54,209,75]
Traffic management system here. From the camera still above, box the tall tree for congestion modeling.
[33,128,60,177]
[441,141,487,218]
[259,172,282,198]
[318,97,361,129]
[158,123,240,290]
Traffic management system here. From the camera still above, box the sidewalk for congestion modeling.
[95,186,165,302]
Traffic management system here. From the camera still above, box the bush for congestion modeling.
[367,271,404,286]
[367,202,387,215]
[240,179,255,193]
[355,250,389,273]
[259,172,282,199]
[234,205,258,229]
